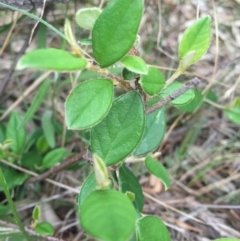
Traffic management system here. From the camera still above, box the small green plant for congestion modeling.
[1,0,238,241]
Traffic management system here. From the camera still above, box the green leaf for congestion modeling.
[177,90,203,113]
[179,16,211,65]
[6,112,26,154]
[92,0,143,67]
[35,222,54,236]
[17,48,87,71]
[42,110,55,148]
[21,152,42,169]
[91,91,145,166]
[75,7,102,30]
[145,157,170,190]
[206,90,218,103]
[32,206,40,221]
[65,79,114,130]
[19,80,51,128]
[119,164,144,212]
[121,56,148,75]
[179,51,196,69]
[77,172,96,206]
[79,189,135,241]
[0,168,28,191]
[134,108,166,156]
[36,135,49,153]
[93,154,111,189]
[1,139,14,151]
[42,148,69,169]
[122,68,136,81]
[125,191,135,203]
[160,81,195,105]
[140,67,165,96]
[0,204,10,216]
[136,216,171,241]
[64,19,80,52]
[224,105,240,125]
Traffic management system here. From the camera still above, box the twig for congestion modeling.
[0,11,20,56]
[27,151,86,183]
[0,220,66,241]
[146,77,201,115]
[29,0,47,44]
[143,191,205,224]
[87,63,132,90]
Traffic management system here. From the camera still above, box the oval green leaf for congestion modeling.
[36,136,49,154]
[160,81,195,105]
[134,108,166,156]
[145,156,170,190]
[17,48,87,71]
[92,0,143,67]
[65,79,114,130]
[32,206,40,221]
[179,16,211,65]
[79,189,135,241]
[177,90,203,113]
[42,148,70,169]
[75,7,102,30]
[91,91,145,166]
[78,172,96,206]
[136,216,171,241]
[119,164,144,212]
[35,222,54,236]
[121,56,148,75]
[140,67,165,96]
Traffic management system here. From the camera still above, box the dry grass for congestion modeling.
[0,0,240,240]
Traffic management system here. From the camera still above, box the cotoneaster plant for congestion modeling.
[1,0,237,241]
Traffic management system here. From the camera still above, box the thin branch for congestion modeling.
[146,77,201,114]
[27,151,86,183]
[87,64,132,90]
[29,0,47,44]
[0,220,66,241]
